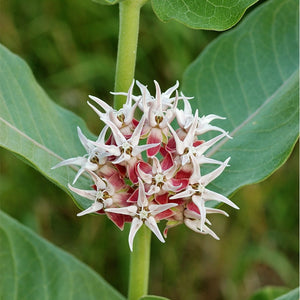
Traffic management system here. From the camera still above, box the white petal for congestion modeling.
[170,188,193,199]
[130,116,145,146]
[77,127,93,153]
[68,183,96,201]
[92,143,120,156]
[112,154,125,164]
[184,219,220,240]
[137,164,152,184]
[163,80,179,98]
[206,207,229,217]
[137,178,148,207]
[124,100,139,125]
[88,95,113,112]
[192,195,206,231]
[181,154,190,166]
[72,167,86,184]
[132,143,160,156]
[183,96,192,115]
[146,185,160,195]
[128,218,143,251]
[51,157,87,169]
[105,205,137,216]
[154,80,162,110]
[149,203,178,216]
[77,201,104,216]
[183,110,198,146]
[127,79,135,105]
[190,156,201,183]
[96,125,109,144]
[106,120,126,145]
[151,156,162,174]
[167,123,184,155]
[87,101,107,120]
[85,170,107,190]
[200,157,230,186]
[145,216,165,243]
[203,189,239,209]
[196,156,223,165]
[195,132,227,157]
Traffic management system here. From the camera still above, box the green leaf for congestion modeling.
[151,0,259,30]
[140,296,170,300]
[182,0,299,197]
[92,0,121,5]
[249,286,290,300]
[0,210,125,300]
[275,288,300,300]
[0,44,95,210]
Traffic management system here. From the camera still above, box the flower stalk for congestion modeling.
[128,225,151,300]
[114,0,148,109]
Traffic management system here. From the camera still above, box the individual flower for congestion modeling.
[88,80,139,135]
[137,153,187,196]
[168,114,228,165]
[183,205,229,240]
[135,81,180,156]
[69,170,131,229]
[134,80,180,112]
[52,126,113,184]
[95,116,159,183]
[106,178,177,251]
[175,95,231,137]
[171,156,239,231]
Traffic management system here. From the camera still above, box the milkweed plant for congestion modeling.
[0,0,298,299]
[52,80,239,250]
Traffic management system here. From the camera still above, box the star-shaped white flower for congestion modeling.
[105,178,177,251]
[137,156,181,195]
[134,80,180,112]
[171,157,239,230]
[175,94,195,130]
[88,80,139,132]
[68,170,114,216]
[169,110,230,166]
[184,207,229,240]
[52,126,112,184]
[100,116,159,163]
[175,96,231,137]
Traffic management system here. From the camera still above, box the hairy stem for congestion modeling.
[114,0,148,109]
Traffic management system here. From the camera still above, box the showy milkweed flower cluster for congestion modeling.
[52,80,239,251]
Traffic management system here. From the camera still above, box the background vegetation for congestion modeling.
[0,0,298,299]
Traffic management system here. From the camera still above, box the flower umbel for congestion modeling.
[52,80,238,251]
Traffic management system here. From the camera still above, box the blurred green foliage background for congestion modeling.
[0,0,298,299]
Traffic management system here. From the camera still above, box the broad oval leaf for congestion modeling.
[151,0,259,30]
[182,0,299,197]
[0,44,96,210]
[275,288,300,300]
[0,210,125,300]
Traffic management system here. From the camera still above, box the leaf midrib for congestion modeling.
[207,68,298,157]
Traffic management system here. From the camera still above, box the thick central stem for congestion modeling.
[114,1,151,299]
[128,225,151,300]
[114,0,148,110]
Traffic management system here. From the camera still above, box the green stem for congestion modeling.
[128,225,151,300]
[114,1,151,298]
[114,0,148,110]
